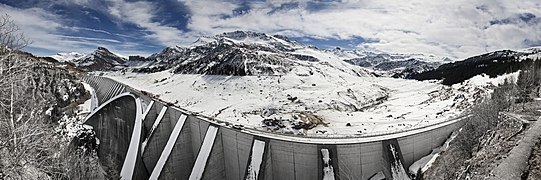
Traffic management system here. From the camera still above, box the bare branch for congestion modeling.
[0,13,30,54]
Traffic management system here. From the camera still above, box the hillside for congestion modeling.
[0,50,101,179]
[409,48,541,85]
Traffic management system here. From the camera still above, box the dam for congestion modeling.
[81,75,464,180]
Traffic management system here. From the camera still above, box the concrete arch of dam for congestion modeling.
[82,92,146,179]
[80,75,464,180]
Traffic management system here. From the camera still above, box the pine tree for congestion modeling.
[516,61,535,110]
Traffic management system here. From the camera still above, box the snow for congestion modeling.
[82,82,98,112]
[94,32,517,136]
[50,52,86,62]
[141,101,155,121]
[408,130,459,176]
[141,106,167,153]
[369,171,386,180]
[419,130,459,173]
[458,71,520,87]
[321,149,335,180]
[245,140,266,180]
[389,144,411,180]
[105,70,465,136]
[55,82,99,144]
[189,126,218,180]
[150,114,187,179]
[408,153,433,176]
[45,107,53,116]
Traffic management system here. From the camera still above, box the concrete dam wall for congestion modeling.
[81,76,464,180]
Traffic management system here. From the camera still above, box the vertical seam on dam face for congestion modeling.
[222,127,232,179]
[149,114,187,180]
[189,125,219,180]
[236,133,241,179]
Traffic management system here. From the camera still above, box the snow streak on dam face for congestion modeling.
[81,76,464,180]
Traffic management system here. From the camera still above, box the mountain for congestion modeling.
[409,47,541,85]
[96,31,481,136]
[139,31,329,76]
[335,49,450,77]
[50,52,86,62]
[50,31,449,77]
[51,47,127,71]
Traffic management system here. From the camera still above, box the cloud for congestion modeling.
[2,0,540,59]
[183,0,541,59]
[106,0,193,46]
[0,4,78,53]
[0,2,171,56]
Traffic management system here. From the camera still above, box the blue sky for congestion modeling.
[1,0,540,59]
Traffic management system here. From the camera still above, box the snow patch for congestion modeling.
[150,114,187,179]
[461,71,520,87]
[246,140,266,180]
[82,82,98,112]
[321,149,335,180]
[409,130,459,176]
[369,171,386,180]
[389,144,410,180]
[189,126,218,180]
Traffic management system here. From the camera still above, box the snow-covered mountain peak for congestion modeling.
[50,52,86,62]
[88,47,126,59]
[141,31,374,77]
[218,30,268,40]
[71,47,127,71]
[189,31,303,52]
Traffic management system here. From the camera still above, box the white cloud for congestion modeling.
[106,0,194,46]
[183,0,541,59]
[0,3,161,56]
[3,0,541,59]
[0,4,85,53]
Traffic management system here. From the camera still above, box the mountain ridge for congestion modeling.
[49,31,541,80]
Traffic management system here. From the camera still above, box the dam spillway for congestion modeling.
[81,75,464,180]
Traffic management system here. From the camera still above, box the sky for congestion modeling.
[0,0,540,59]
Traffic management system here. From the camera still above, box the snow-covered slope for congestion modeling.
[139,31,368,77]
[50,52,86,62]
[333,49,451,77]
[411,47,541,85]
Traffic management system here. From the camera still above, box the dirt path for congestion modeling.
[489,116,541,180]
